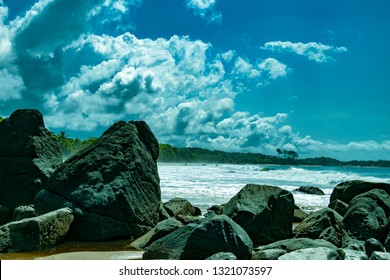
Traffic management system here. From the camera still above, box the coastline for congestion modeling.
[0,239,139,260]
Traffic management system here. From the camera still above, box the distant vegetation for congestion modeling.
[0,116,3,122]
[47,132,390,167]
[53,131,98,159]
[159,144,390,167]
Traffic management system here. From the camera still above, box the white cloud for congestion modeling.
[0,2,11,64]
[258,58,290,80]
[262,41,348,63]
[186,0,222,25]
[0,68,25,101]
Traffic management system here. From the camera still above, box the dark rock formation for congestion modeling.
[0,109,62,210]
[129,218,183,250]
[365,238,385,258]
[342,189,390,243]
[12,205,35,221]
[330,180,390,204]
[278,247,344,260]
[293,206,309,223]
[143,215,253,260]
[222,184,294,245]
[207,204,225,215]
[0,207,73,252]
[328,199,349,216]
[293,208,343,246]
[0,205,11,226]
[164,198,196,217]
[34,121,161,241]
[258,237,337,253]
[297,186,325,195]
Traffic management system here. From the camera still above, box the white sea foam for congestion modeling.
[158,163,390,213]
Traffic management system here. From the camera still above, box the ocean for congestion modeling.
[158,163,390,213]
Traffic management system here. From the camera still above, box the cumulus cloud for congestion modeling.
[258,58,290,80]
[0,0,386,160]
[186,0,222,24]
[262,41,348,63]
[0,2,11,64]
[0,68,25,101]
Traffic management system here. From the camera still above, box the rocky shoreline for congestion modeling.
[1,109,390,260]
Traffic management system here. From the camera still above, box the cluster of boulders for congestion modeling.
[132,180,390,260]
[1,109,162,252]
[1,109,390,260]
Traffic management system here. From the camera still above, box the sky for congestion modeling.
[0,0,389,160]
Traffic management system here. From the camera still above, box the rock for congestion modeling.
[259,238,337,253]
[278,247,344,260]
[293,208,343,246]
[357,189,390,217]
[385,235,390,252]
[370,251,390,260]
[343,239,366,252]
[330,180,390,204]
[222,184,294,245]
[206,252,237,260]
[207,204,225,215]
[252,249,287,260]
[34,121,161,241]
[158,203,171,221]
[176,215,204,224]
[0,205,11,226]
[143,215,253,260]
[328,199,349,216]
[12,205,36,221]
[319,226,341,247]
[365,238,385,258]
[164,198,196,217]
[129,218,183,250]
[0,207,74,252]
[194,207,202,216]
[0,109,62,210]
[297,186,325,195]
[342,190,389,242]
[342,249,368,260]
[293,206,309,223]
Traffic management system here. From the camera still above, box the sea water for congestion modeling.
[158,163,390,213]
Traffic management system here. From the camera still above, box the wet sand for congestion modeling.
[0,239,143,260]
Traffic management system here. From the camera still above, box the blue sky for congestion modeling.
[0,0,389,160]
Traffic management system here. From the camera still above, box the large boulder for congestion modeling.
[222,184,294,245]
[0,109,62,210]
[330,180,390,205]
[129,218,183,250]
[0,205,11,226]
[342,189,390,243]
[143,215,253,260]
[293,208,343,246]
[34,120,161,241]
[328,199,349,216]
[163,198,196,217]
[0,207,73,252]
